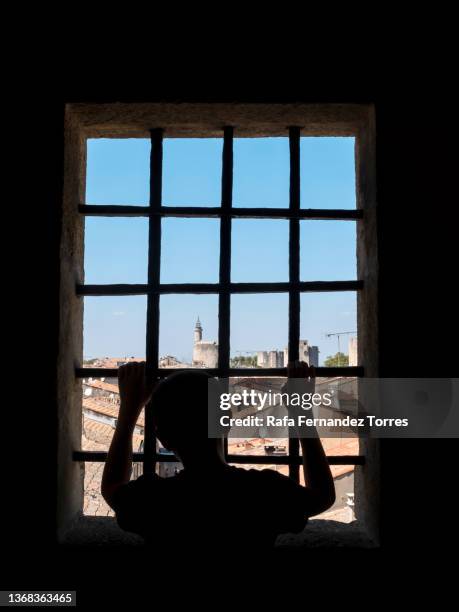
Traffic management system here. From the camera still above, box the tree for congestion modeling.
[324,352,349,367]
[230,355,258,368]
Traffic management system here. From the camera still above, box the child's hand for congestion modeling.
[118,362,153,425]
[284,360,316,423]
[286,360,315,392]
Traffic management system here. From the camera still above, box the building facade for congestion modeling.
[283,340,319,367]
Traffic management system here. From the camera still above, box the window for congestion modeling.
[61,103,378,543]
[76,128,363,486]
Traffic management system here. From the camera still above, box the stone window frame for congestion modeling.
[58,103,379,546]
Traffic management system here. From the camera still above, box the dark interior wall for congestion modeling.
[375,100,456,550]
[5,91,456,584]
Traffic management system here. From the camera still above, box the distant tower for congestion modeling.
[194,316,202,343]
[192,317,218,368]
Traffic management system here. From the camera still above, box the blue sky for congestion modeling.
[84,137,357,364]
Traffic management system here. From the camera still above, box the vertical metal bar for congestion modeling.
[288,127,301,481]
[219,127,233,459]
[144,128,163,474]
[218,127,233,373]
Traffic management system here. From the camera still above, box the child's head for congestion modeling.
[152,370,221,461]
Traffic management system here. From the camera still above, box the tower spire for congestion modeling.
[194,316,202,343]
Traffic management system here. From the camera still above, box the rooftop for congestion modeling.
[83,379,119,393]
[83,397,145,428]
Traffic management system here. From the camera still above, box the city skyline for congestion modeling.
[83,300,357,365]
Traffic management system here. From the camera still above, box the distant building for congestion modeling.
[159,355,185,367]
[308,345,319,368]
[348,337,358,366]
[192,317,218,368]
[83,356,143,385]
[257,351,269,367]
[87,356,142,369]
[257,350,283,368]
[269,350,284,367]
[283,340,319,367]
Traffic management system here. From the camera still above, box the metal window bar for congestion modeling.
[77,366,363,378]
[79,205,362,220]
[76,128,365,471]
[219,127,233,460]
[288,127,301,481]
[143,128,163,474]
[77,280,362,296]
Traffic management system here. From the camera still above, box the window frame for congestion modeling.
[59,103,378,543]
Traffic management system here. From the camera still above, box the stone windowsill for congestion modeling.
[61,515,377,549]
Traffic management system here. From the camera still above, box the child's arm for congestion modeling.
[102,362,152,508]
[286,361,336,516]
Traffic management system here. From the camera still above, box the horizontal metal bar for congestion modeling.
[232,208,362,220]
[76,366,364,378]
[80,204,362,221]
[232,281,362,293]
[77,280,363,296]
[78,283,149,296]
[73,450,365,465]
[81,205,153,216]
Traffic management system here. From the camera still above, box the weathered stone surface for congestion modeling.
[68,103,369,138]
[61,516,375,549]
[57,111,86,540]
